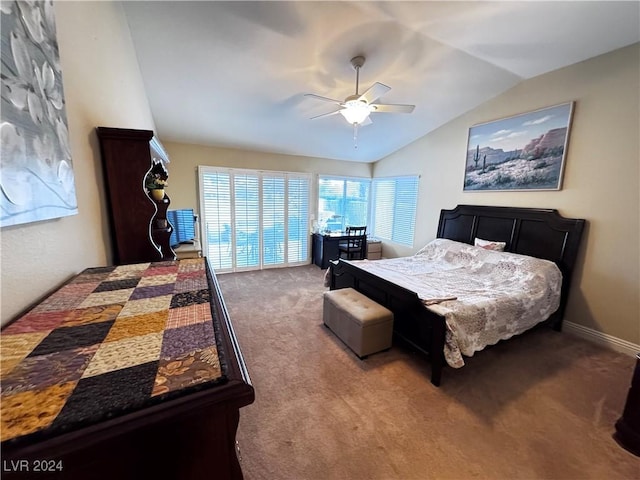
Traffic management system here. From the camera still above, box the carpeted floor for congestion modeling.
[217,265,639,480]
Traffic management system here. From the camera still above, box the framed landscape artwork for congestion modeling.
[463,102,574,191]
[1,1,78,227]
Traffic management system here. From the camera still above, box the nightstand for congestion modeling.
[367,238,382,260]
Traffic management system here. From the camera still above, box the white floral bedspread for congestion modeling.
[349,238,562,368]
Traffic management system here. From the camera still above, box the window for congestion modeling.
[317,176,370,233]
[199,167,310,272]
[370,176,419,246]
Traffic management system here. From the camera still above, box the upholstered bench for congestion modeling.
[323,288,394,359]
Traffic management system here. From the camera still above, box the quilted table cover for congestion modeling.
[0,258,226,446]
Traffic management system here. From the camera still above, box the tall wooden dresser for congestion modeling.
[96,127,175,264]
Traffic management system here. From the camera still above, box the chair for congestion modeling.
[338,226,367,260]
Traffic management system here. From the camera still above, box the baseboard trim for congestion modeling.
[564,321,639,356]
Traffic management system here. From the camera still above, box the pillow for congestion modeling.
[474,237,506,251]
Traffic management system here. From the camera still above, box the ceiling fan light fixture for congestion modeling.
[305,55,414,145]
[339,99,371,125]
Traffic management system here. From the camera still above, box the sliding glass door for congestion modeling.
[234,173,260,268]
[199,167,310,272]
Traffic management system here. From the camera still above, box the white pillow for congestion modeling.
[474,237,506,251]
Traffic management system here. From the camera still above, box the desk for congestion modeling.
[367,238,382,260]
[312,232,348,268]
[312,234,382,268]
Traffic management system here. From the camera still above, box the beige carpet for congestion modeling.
[217,265,639,480]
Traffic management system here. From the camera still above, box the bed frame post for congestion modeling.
[429,318,447,386]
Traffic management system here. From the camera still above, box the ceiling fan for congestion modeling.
[305,55,415,146]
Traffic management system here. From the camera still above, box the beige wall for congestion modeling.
[0,1,156,325]
[374,44,640,344]
[161,142,372,219]
[2,3,636,348]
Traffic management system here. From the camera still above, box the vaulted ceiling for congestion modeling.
[123,1,639,163]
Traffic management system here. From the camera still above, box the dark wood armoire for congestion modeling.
[96,127,175,264]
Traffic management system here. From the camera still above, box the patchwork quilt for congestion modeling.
[0,258,227,446]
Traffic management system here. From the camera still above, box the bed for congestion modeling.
[329,205,585,386]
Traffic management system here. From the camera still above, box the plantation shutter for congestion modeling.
[287,175,309,263]
[200,171,232,270]
[199,166,310,271]
[234,173,260,268]
[262,174,285,266]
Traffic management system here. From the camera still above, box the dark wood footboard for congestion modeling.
[330,259,447,386]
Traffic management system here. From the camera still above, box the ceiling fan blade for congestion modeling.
[305,93,343,106]
[370,103,415,114]
[358,82,391,104]
[310,108,344,120]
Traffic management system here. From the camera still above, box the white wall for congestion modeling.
[374,44,640,344]
[1,1,156,325]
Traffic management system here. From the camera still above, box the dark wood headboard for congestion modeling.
[437,205,586,320]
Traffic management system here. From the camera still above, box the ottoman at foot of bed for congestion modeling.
[323,288,394,359]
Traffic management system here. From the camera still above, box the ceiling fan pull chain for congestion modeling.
[353,123,359,149]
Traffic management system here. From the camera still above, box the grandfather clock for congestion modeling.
[97,127,175,264]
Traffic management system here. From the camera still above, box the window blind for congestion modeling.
[371,176,419,246]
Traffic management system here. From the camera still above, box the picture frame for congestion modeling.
[1,1,78,227]
[463,102,574,191]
